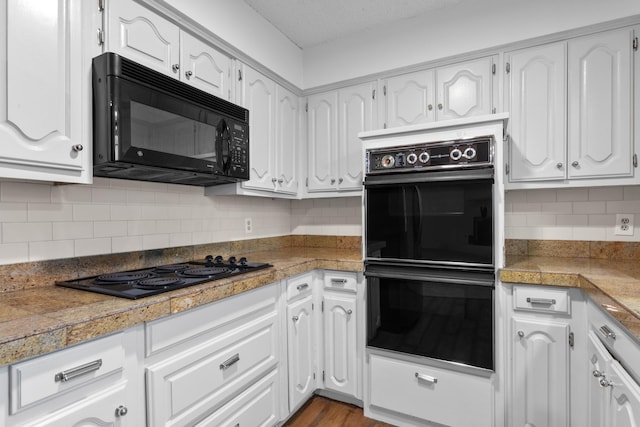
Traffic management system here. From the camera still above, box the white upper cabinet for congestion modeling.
[307,81,375,194]
[568,28,634,179]
[0,0,92,183]
[506,42,567,182]
[276,85,300,195]
[383,57,495,128]
[107,0,231,99]
[506,26,638,188]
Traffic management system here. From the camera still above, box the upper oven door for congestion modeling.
[364,167,494,270]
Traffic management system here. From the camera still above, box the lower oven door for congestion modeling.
[366,264,494,372]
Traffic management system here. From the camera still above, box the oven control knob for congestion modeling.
[239,257,248,266]
[214,255,224,264]
[450,148,462,161]
[418,152,430,163]
[228,256,237,265]
[381,154,395,168]
[205,255,214,264]
[406,153,418,164]
[463,146,477,159]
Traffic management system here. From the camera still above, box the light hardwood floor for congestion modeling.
[284,395,394,427]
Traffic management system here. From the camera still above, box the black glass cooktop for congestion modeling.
[56,255,272,299]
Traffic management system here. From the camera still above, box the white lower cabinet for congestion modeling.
[368,353,492,427]
[5,327,144,427]
[144,283,280,426]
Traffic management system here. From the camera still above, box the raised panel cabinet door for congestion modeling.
[107,0,180,77]
[307,91,339,192]
[338,82,375,191]
[588,331,613,427]
[181,33,231,99]
[323,293,357,397]
[0,0,90,183]
[238,65,277,192]
[568,28,633,179]
[507,43,567,182]
[609,361,640,427]
[512,317,570,427]
[287,295,315,411]
[276,85,299,195]
[385,69,435,128]
[436,57,493,120]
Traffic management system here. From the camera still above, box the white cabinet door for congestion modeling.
[323,292,357,397]
[588,331,613,427]
[276,85,300,195]
[287,295,315,411]
[609,360,640,427]
[436,57,494,120]
[338,82,375,191]
[0,0,90,184]
[238,65,277,192]
[568,27,634,179]
[181,33,231,100]
[107,0,180,77]
[384,69,435,128]
[512,317,570,427]
[307,91,339,191]
[506,42,567,182]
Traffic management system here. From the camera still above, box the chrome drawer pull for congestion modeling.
[415,372,438,384]
[54,359,102,383]
[220,353,240,370]
[527,297,556,305]
[599,325,616,340]
[331,278,347,285]
[296,283,309,291]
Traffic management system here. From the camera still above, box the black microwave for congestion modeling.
[92,52,249,186]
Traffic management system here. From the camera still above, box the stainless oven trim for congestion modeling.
[364,166,494,186]
[365,257,495,273]
[364,265,495,287]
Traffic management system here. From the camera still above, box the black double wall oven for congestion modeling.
[364,136,495,373]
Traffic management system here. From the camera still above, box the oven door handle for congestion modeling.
[364,167,494,186]
[365,269,495,287]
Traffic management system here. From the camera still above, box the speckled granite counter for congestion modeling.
[501,249,640,342]
[0,245,363,367]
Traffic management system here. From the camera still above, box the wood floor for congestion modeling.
[283,395,394,427]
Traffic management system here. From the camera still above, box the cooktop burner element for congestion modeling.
[56,255,272,299]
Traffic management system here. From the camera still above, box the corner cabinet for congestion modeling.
[505,26,638,188]
[0,0,93,183]
[382,56,496,128]
[107,0,231,100]
[306,82,376,195]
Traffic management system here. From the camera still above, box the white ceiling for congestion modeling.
[242,0,467,48]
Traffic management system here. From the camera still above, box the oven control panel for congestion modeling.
[366,136,493,174]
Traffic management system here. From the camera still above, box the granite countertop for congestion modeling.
[0,247,363,367]
[501,255,640,341]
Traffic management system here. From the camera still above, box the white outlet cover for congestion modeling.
[615,214,634,236]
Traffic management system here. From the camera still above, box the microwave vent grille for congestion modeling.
[119,58,248,123]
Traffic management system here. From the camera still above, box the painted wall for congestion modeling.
[163,0,304,88]
[0,179,361,266]
[302,0,640,88]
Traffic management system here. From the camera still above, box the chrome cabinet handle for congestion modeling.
[346,309,353,316]
[219,353,240,370]
[517,330,525,338]
[331,178,336,184]
[415,372,438,384]
[292,315,299,322]
[527,297,556,305]
[272,178,277,183]
[599,325,616,340]
[556,162,563,169]
[278,179,284,183]
[593,370,604,378]
[72,144,83,152]
[331,278,347,285]
[427,104,433,111]
[185,70,193,79]
[115,405,128,417]
[572,161,579,167]
[296,283,309,291]
[437,103,443,110]
[55,359,102,383]
[599,377,612,388]
[172,64,180,73]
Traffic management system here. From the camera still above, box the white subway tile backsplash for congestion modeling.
[0,203,27,222]
[572,226,606,241]
[93,221,127,238]
[573,201,606,214]
[142,234,170,250]
[606,200,640,213]
[127,220,156,236]
[74,204,111,221]
[556,214,588,227]
[52,221,93,240]
[126,190,156,204]
[524,189,557,203]
[92,187,127,204]
[589,186,623,201]
[556,188,589,202]
[28,203,73,222]
[526,214,556,227]
[0,243,28,264]
[112,235,144,253]
[51,185,92,203]
[75,238,111,257]
[29,240,74,261]
[1,182,51,203]
[3,222,52,243]
[540,202,573,214]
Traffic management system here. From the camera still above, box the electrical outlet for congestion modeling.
[245,218,252,233]
[615,214,634,236]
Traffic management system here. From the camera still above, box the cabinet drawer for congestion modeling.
[10,332,124,414]
[286,272,313,301]
[146,310,279,426]
[324,271,357,292]
[196,369,279,427]
[369,354,492,427]
[513,285,570,314]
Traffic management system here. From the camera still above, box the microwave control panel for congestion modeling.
[366,136,493,174]
[228,122,249,178]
